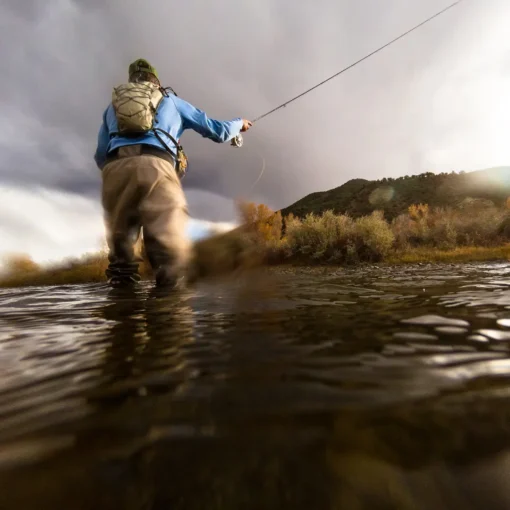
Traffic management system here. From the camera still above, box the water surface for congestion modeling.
[2,263,510,509]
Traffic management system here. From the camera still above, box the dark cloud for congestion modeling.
[3,0,44,21]
[186,190,239,224]
[1,0,510,222]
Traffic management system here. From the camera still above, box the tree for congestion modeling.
[408,203,429,220]
[237,200,283,241]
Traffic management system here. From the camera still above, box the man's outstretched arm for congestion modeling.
[174,97,251,143]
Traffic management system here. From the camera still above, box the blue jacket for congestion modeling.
[94,93,243,169]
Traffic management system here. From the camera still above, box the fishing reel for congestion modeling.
[231,134,243,148]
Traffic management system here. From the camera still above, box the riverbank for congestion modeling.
[1,243,509,289]
[2,201,510,288]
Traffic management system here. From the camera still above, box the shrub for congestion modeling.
[353,211,395,261]
[279,210,393,264]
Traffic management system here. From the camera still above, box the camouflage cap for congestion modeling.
[128,58,159,79]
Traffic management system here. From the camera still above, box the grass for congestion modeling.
[2,201,510,289]
[0,252,110,288]
[0,228,263,289]
[385,245,510,265]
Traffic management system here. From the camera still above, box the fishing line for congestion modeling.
[248,155,266,193]
[251,0,467,124]
[236,0,468,192]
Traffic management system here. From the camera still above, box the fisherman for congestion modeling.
[94,59,252,288]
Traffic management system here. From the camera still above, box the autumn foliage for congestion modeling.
[235,198,510,265]
[237,201,283,242]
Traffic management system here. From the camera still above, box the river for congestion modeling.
[1,262,510,509]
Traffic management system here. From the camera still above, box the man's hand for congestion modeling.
[241,119,253,132]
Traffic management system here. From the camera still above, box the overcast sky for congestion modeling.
[1,0,510,262]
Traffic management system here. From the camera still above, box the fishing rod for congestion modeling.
[230,0,467,148]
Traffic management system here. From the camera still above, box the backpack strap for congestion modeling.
[163,85,178,97]
[152,127,187,176]
[148,85,187,175]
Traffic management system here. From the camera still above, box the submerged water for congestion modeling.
[2,263,510,508]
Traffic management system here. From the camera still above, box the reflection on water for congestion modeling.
[2,263,510,508]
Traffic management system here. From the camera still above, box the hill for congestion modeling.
[280,167,510,220]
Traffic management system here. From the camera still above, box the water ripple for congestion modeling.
[1,263,510,508]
